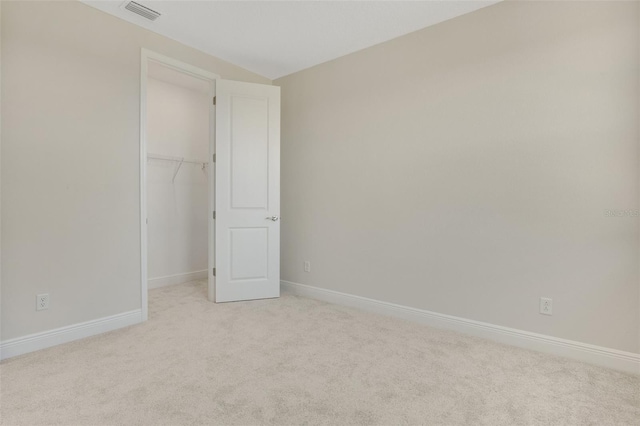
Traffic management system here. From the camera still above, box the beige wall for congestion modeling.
[1,1,270,340]
[276,1,640,353]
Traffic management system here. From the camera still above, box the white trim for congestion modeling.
[148,270,208,289]
[281,281,640,376]
[208,79,216,302]
[0,310,142,360]
[142,49,221,83]
[140,50,148,322]
[140,49,220,319]
[0,1,3,345]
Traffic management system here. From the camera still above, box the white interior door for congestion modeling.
[214,80,280,302]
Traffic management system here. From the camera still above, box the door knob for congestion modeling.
[266,216,279,221]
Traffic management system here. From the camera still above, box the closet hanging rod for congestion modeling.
[147,153,208,166]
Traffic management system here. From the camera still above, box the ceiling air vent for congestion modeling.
[123,1,161,21]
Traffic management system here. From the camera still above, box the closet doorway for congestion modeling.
[140,50,281,321]
[145,59,212,300]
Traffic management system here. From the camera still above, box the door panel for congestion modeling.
[215,80,280,302]
[230,97,269,209]
[229,227,268,280]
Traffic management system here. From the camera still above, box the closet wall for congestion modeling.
[147,68,210,288]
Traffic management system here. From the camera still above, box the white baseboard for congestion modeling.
[281,280,640,376]
[0,309,143,361]
[148,270,207,289]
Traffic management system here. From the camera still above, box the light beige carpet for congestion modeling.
[1,281,638,425]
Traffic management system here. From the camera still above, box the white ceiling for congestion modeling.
[82,1,500,80]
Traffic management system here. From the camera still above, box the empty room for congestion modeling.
[1,0,639,425]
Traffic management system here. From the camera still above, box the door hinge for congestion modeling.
[212,268,216,276]
[213,96,216,106]
[212,154,216,163]
[212,211,216,219]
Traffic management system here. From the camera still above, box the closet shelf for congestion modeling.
[147,153,209,182]
[147,153,208,166]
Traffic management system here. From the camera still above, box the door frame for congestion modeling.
[139,49,219,321]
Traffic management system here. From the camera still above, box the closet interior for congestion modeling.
[146,61,210,291]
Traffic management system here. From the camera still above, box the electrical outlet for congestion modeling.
[303,261,311,273]
[36,294,49,311]
[539,297,552,316]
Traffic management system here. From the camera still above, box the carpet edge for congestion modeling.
[281,280,640,376]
